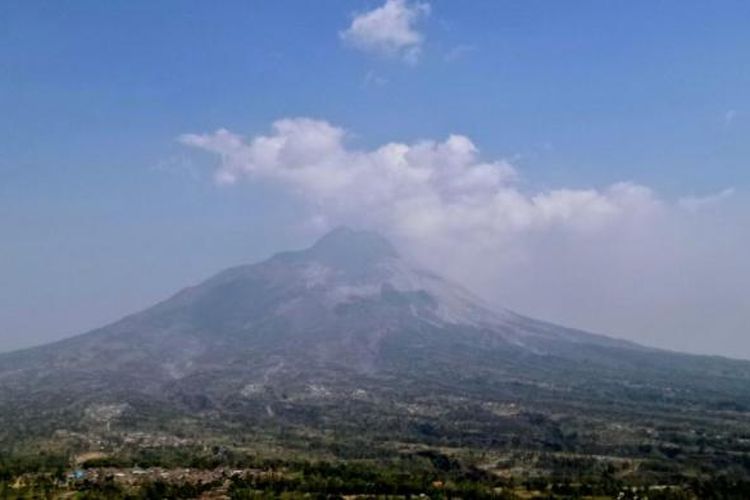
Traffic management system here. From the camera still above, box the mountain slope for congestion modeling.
[2,227,750,459]
[0,227,643,396]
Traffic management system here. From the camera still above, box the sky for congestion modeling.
[1,0,749,357]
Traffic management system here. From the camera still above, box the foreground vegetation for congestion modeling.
[4,372,750,498]
[3,439,750,499]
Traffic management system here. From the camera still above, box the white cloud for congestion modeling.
[678,188,735,212]
[180,117,750,358]
[340,0,430,63]
[179,117,662,241]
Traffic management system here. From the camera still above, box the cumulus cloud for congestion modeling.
[180,117,660,240]
[180,117,750,358]
[340,0,430,63]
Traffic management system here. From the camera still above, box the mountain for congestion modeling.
[2,227,750,469]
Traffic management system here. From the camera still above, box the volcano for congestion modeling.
[2,227,750,454]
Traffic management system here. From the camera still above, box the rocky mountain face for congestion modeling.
[2,227,750,450]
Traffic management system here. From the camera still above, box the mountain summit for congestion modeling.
[307,226,398,263]
[2,228,750,453]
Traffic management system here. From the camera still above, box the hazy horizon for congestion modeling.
[2,0,749,358]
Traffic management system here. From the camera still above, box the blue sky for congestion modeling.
[1,1,749,355]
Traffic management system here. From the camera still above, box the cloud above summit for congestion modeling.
[179,117,661,240]
[340,0,430,63]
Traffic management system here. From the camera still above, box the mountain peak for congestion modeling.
[307,226,398,263]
